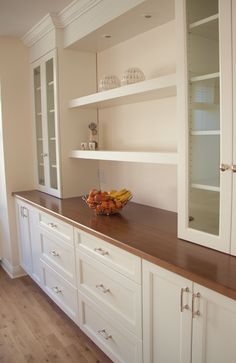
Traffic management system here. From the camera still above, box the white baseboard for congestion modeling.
[0,258,26,278]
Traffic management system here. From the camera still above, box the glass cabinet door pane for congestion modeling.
[187,0,220,235]
[33,66,45,186]
[46,58,58,190]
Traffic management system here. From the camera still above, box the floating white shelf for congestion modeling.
[190,72,220,82]
[189,14,219,40]
[51,164,57,168]
[191,183,220,192]
[191,177,220,192]
[36,86,41,91]
[70,150,177,164]
[191,130,220,136]
[190,102,219,110]
[49,109,55,113]
[50,137,56,141]
[48,81,54,86]
[69,74,176,109]
[37,137,43,141]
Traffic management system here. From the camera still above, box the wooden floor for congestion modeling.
[0,267,112,363]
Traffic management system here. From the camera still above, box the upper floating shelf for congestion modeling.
[189,14,219,40]
[70,150,177,165]
[190,72,219,83]
[69,74,176,109]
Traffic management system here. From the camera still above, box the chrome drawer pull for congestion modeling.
[49,250,59,257]
[98,329,112,340]
[180,287,190,312]
[96,284,110,294]
[94,247,109,256]
[192,292,201,318]
[52,286,62,294]
[48,222,57,229]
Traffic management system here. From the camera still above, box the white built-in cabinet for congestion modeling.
[15,199,41,283]
[32,50,60,197]
[143,260,236,363]
[15,197,236,363]
[177,0,236,254]
[16,200,32,275]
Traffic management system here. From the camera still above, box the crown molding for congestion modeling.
[58,0,103,27]
[21,12,63,47]
[21,0,103,47]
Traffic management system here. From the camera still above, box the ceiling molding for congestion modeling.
[21,12,63,47]
[21,0,104,47]
[58,0,103,27]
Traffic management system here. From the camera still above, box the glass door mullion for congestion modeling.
[41,61,50,189]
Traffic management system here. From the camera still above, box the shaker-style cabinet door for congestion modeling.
[142,260,192,363]
[192,283,236,363]
[16,200,32,275]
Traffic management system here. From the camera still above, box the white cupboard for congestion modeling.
[15,200,32,275]
[177,0,235,254]
[15,199,41,283]
[142,260,192,363]
[143,260,236,363]
[192,283,236,363]
[32,50,60,197]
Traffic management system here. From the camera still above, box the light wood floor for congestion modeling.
[0,267,112,363]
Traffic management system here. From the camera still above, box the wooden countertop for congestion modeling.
[14,190,236,301]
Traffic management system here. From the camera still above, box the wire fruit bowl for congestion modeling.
[82,189,132,215]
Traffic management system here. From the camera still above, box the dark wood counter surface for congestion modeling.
[14,190,236,301]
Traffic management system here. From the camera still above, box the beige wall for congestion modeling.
[0,37,34,275]
[97,21,177,212]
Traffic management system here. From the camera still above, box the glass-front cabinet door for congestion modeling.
[177,0,233,253]
[32,50,60,197]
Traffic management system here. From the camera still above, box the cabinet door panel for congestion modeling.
[177,0,233,253]
[16,202,32,274]
[143,260,192,363]
[231,0,236,255]
[192,283,236,363]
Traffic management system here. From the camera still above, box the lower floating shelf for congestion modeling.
[191,177,220,192]
[70,150,177,164]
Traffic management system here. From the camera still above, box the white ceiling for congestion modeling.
[0,0,74,37]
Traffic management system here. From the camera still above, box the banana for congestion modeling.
[109,188,132,202]
[115,190,132,202]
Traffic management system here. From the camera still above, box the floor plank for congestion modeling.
[0,267,112,363]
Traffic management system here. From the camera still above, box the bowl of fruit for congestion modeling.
[83,188,132,215]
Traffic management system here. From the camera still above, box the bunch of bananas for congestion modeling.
[109,188,132,203]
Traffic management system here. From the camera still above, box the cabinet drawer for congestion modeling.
[79,296,142,363]
[77,250,141,337]
[75,229,141,284]
[39,212,73,245]
[41,261,77,322]
[40,231,76,285]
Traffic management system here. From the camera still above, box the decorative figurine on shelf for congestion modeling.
[88,122,98,149]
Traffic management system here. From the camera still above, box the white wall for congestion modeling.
[97,21,177,211]
[0,37,34,276]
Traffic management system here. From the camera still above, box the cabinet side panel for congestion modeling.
[57,49,100,197]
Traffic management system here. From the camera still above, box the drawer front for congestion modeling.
[39,212,73,245]
[41,261,77,322]
[77,250,141,337]
[75,229,141,284]
[79,296,142,363]
[40,231,76,285]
